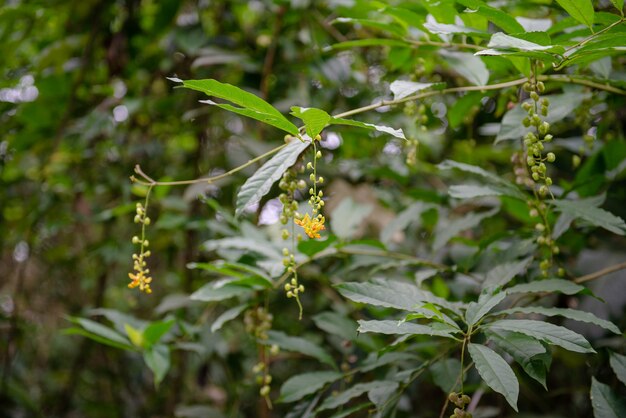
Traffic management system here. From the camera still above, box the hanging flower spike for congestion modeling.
[294,213,325,239]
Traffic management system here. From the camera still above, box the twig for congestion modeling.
[132,143,289,187]
[574,261,626,284]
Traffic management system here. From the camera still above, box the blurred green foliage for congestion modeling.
[1,0,626,417]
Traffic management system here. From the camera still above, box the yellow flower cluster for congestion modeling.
[128,269,152,294]
[129,202,153,293]
[294,213,325,239]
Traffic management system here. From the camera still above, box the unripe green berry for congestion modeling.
[530,91,540,101]
[461,394,471,404]
[545,177,553,186]
[535,223,545,232]
[539,185,549,196]
[532,172,540,181]
[537,81,545,92]
[522,117,531,127]
[544,134,553,142]
[546,152,556,162]
[260,385,270,396]
[132,236,140,244]
[316,151,322,159]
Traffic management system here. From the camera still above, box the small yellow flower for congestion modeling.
[128,271,153,294]
[294,213,325,239]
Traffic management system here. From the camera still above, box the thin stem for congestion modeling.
[333,78,531,119]
[132,143,289,186]
[574,261,626,284]
[402,38,486,51]
[563,17,625,54]
[539,74,626,95]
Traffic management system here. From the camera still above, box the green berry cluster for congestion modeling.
[405,137,419,167]
[521,81,554,197]
[244,306,273,341]
[448,392,472,418]
[278,166,306,236]
[528,200,560,276]
[306,138,325,216]
[403,102,428,132]
[251,343,279,406]
[252,362,273,398]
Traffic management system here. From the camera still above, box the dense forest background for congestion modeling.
[1,0,626,417]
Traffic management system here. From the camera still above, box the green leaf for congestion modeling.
[211,304,248,333]
[609,352,626,386]
[465,291,506,327]
[125,323,145,348]
[190,283,254,302]
[434,207,499,251]
[448,92,483,128]
[506,279,585,295]
[333,17,406,37]
[144,344,170,387]
[143,320,175,346]
[551,198,626,235]
[497,306,621,334]
[430,358,462,392]
[487,330,549,388]
[202,237,281,259]
[555,0,595,28]
[290,107,331,139]
[317,382,385,411]
[438,160,523,197]
[481,257,533,289]
[329,197,373,240]
[458,2,525,33]
[312,311,358,341]
[441,51,489,86]
[335,281,459,318]
[468,343,519,411]
[357,319,458,338]
[591,377,626,418]
[486,319,596,353]
[278,371,343,403]
[177,78,299,135]
[448,184,525,200]
[484,32,563,52]
[367,381,399,410]
[62,328,134,351]
[326,38,410,51]
[423,20,490,37]
[330,116,406,139]
[67,317,132,348]
[235,139,310,217]
[381,202,436,244]
[265,331,336,368]
[610,0,624,12]
[389,80,436,100]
